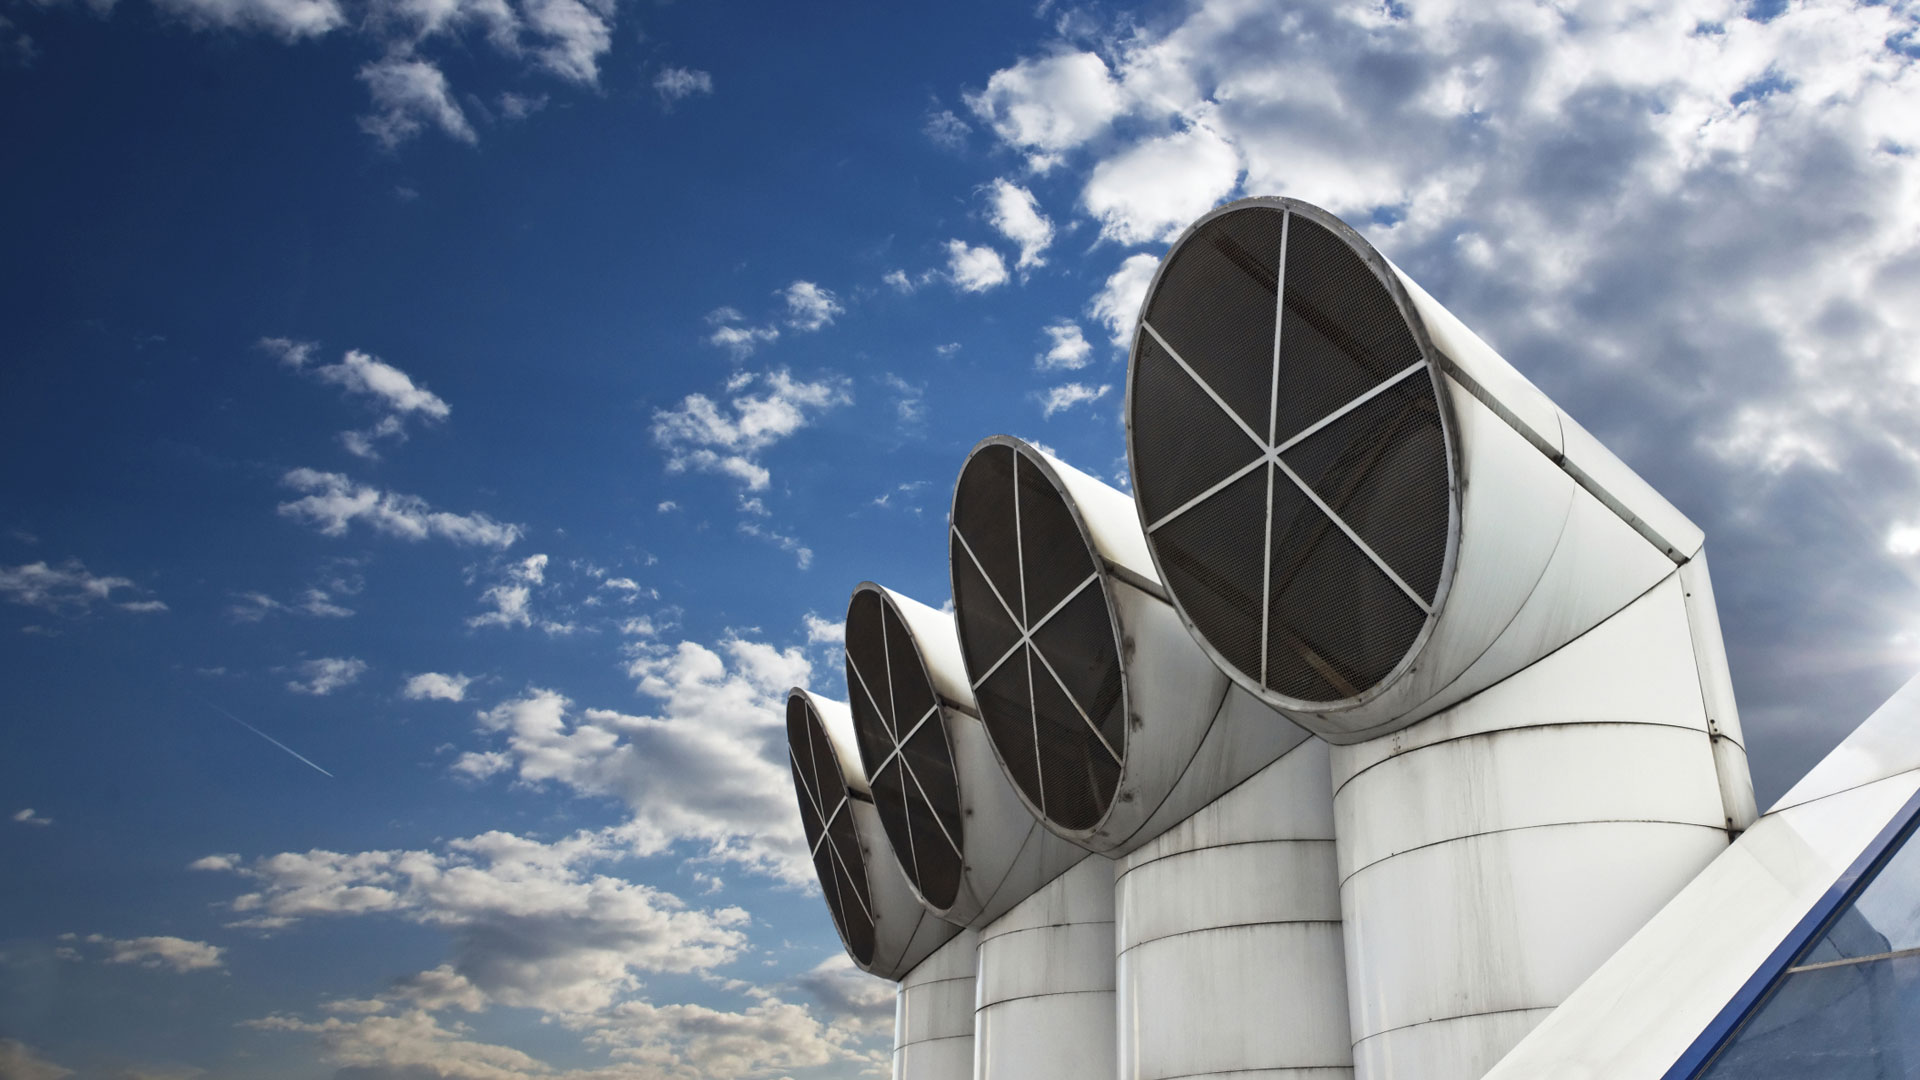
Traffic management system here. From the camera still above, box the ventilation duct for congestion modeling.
[1125,196,1755,1080]
[949,436,1311,855]
[893,928,978,1080]
[844,583,1083,928]
[973,855,1116,1080]
[784,688,962,981]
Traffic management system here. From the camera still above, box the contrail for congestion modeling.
[200,699,335,778]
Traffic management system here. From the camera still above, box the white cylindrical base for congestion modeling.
[1332,575,1731,1080]
[895,929,978,1080]
[974,856,1116,1080]
[1117,738,1353,1080]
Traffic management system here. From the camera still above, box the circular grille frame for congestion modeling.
[1123,196,1462,715]
[843,583,968,915]
[785,689,878,967]
[948,435,1131,839]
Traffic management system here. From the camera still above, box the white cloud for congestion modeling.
[258,337,318,367]
[1082,119,1240,245]
[201,827,750,1013]
[11,808,52,827]
[881,269,919,294]
[985,178,1054,268]
[586,996,856,1078]
[655,501,678,513]
[358,57,476,148]
[1089,253,1160,346]
[923,107,971,150]
[802,614,844,644]
[277,469,522,548]
[402,672,472,702]
[879,372,924,424]
[1040,382,1111,418]
[269,344,450,420]
[229,588,354,622]
[964,49,1124,170]
[653,65,714,106]
[0,560,164,615]
[468,554,575,634]
[704,308,780,360]
[795,953,894,1037]
[82,934,225,973]
[521,0,614,84]
[288,657,368,696]
[651,370,852,492]
[150,0,344,39]
[620,615,657,636]
[0,1039,71,1080]
[781,281,844,332]
[1038,321,1093,370]
[944,239,1009,293]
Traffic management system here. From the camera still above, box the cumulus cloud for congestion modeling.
[1040,382,1111,418]
[468,554,575,634]
[1089,253,1159,346]
[1038,321,1093,371]
[651,369,852,491]
[985,178,1054,268]
[944,239,1009,293]
[802,614,844,645]
[923,106,971,150]
[1082,119,1240,244]
[359,57,477,148]
[653,65,713,107]
[0,560,164,615]
[964,49,1124,171]
[704,307,781,360]
[12,808,52,827]
[276,469,521,548]
[402,672,472,702]
[229,588,353,622]
[287,657,367,696]
[199,827,749,1012]
[72,934,225,973]
[265,340,450,420]
[781,281,844,332]
[149,0,344,39]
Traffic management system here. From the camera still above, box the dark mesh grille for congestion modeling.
[974,647,1041,808]
[1017,454,1096,620]
[787,698,875,966]
[952,441,1129,833]
[1130,331,1267,528]
[1131,201,1452,705]
[1028,585,1125,755]
[1280,377,1448,604]
[843,588,964,911]
[951,444,1025,621]
[1031,658,1119,832]
[1152,466,1268,681]
[845,590,894,771]
[1144,207,1286,436]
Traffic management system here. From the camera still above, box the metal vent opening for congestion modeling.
[951,441,1125,833]
[844,589,965,911]
[785,693,876,965]
[1130,200,1453,706]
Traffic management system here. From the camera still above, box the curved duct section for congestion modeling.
[845,583,1083,928]
[785,688,963,981]
[893,928,978,1080]
[1124,196,1755,1080]
[1123,196,1726,746]
[973,855,1116,1080]
[949,435,1310,855]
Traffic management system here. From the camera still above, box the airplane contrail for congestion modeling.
[200,699,335,778]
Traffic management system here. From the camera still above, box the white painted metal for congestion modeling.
[895,928,979,1080]
[1116,738,1353,1079]
[1331,577,1737,1080]
[1480,669,1920,1079]
[853,585,1085,929]
[953,437,1312,857]
[1678,553,1759,832]
[974,855,1116,1080]
[789,689,963,981]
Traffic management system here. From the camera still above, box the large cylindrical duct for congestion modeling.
[1123,196,1752,1080]
[1116,737,1354,1080]
[948,435,1311,855]
[844,583,1083,928]
[894,928,978,1080]
[974,855,1116,1080]
[785,689,963,980]
[952,437,1352,1077]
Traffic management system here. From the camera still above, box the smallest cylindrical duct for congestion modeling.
[948,436,1311,857]
[786,689,962,981]
[974,856,1117,1080]
[845,583,1084,928]
[893,928,979,1080]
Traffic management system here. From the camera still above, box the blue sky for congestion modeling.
[2,0,1919,1077]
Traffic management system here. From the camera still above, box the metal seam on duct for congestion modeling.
[1116,836,1338,879]
[1116,919,1344,956]
[1336,818,1730,889]
[1352,1006,1557,1047]
[1331,716,1711,799]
